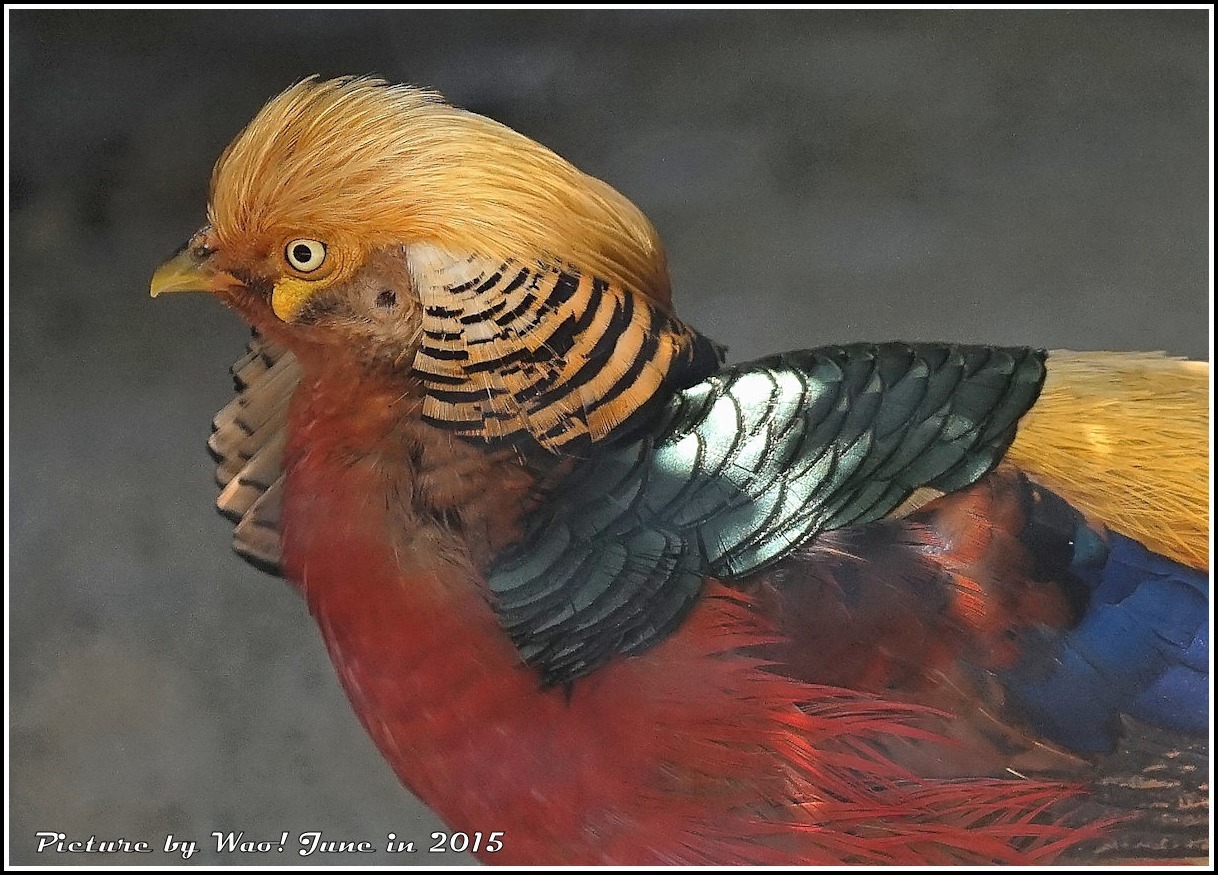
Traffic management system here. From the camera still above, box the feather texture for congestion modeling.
[210,331,297,575]
[1007,351,1209,569]
[210,76,674,309]
[491,342,1046,683]
[408,246,721,451]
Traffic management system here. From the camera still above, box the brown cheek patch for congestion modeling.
[350,247,420,320]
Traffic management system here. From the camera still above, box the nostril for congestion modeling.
[376,289,397,309]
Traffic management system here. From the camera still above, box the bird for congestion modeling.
[151,76,1209,865]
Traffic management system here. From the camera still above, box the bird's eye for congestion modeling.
[285,239,327,272]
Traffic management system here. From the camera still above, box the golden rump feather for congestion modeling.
[1008,352,1210,570]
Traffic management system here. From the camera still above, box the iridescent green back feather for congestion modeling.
[490,342,1046,684]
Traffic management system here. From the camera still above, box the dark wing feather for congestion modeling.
[489,342,1047,683]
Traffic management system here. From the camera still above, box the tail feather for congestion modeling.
[1005,351,1208,570]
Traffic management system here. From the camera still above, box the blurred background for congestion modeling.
[9,9,1209,866]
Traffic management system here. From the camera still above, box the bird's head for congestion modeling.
[152,76,718,451]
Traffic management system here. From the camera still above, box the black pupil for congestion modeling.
[292,243,314,265]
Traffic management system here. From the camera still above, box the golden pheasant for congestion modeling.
[151,76,1209,864]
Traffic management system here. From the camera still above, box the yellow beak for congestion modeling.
[150,242,220,298]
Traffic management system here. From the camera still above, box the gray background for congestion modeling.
[9,9,1209,867]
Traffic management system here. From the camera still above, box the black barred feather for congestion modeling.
[410,248,722,453]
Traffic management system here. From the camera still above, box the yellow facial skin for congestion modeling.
[271,277,322,321]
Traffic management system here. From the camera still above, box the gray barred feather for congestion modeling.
[210,331,297,576]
